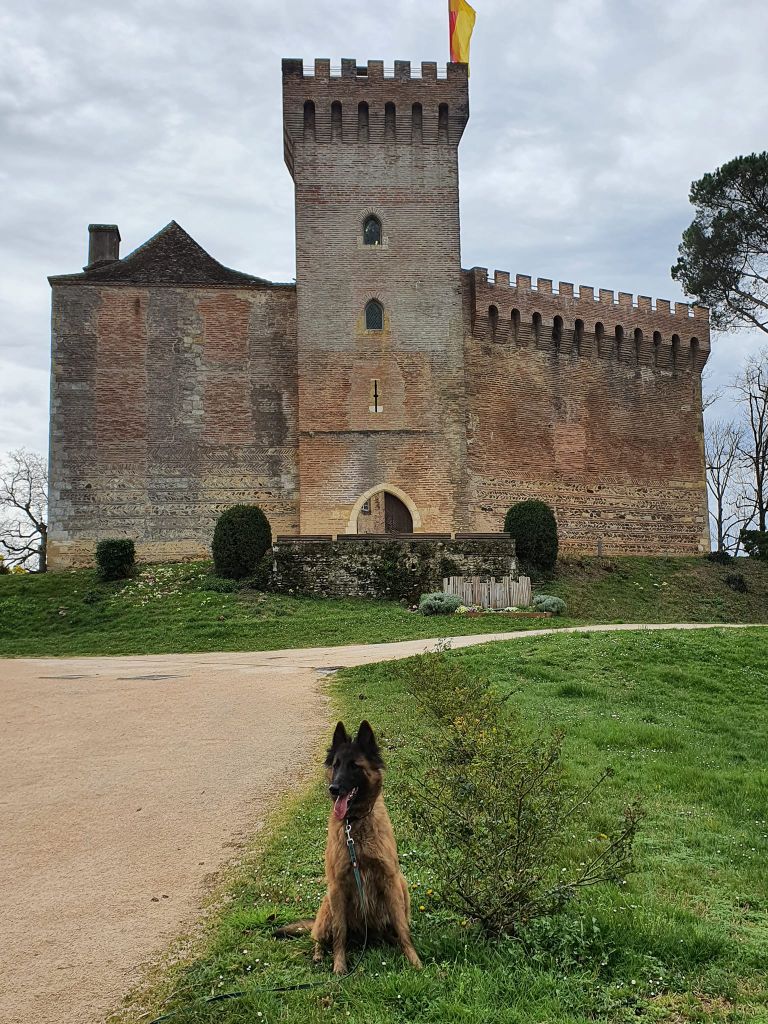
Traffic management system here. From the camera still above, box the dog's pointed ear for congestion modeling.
[325,721,350,765]
[355,720,383,767]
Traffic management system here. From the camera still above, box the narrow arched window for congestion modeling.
[595,322,605,351]
[552,315,563,354]
[653,331,662,366]
[303,100,316,141]
[412,102,423,144]
[532,311,542,344]
[385,102,396,141]
[574,319,584,356]
[690,337,699,369]
[363,215,382,246]
[511,308,521,343]
[634,328,643,365]
[671,334,680,370]
[365,299,384,331]
[615,324,624,358]
[438,103,449,143]
[358,101,369,143]
[489,305,499,341]
[331,100,342,141]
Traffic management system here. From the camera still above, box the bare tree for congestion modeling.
[733,349,768,532]
[0,449,48,572]
[705,419,746,552]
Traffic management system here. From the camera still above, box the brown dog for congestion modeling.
[276,720,421,974]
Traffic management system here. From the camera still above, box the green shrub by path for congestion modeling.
[129,628,768,1024]
[95,539,135,581]
[504,500,559,571]
[212,505,272,579]
[533,594,567,615]
[417,592,462,615]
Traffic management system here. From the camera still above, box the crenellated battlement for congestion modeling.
[282,58,469,176]
[466,267,710,372]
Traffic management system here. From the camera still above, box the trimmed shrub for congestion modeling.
[504,500,559,571]
[212,505,272,579]
[706,549,733,565]
[96,539,135,581]
[418,592,462,616]
[533,594,567,616]
[725,572,748,593]
[740,529,768,560]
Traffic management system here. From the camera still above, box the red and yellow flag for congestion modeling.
[449,0,476,66]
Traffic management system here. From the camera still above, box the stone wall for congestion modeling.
[272,534,517,602]
[48,278,299,568]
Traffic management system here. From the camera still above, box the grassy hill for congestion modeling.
[1,554,766,658]
[123,628,768,1024]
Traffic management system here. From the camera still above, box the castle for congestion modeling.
[47,59,711,569]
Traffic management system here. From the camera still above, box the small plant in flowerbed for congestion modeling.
[396,652,642,936]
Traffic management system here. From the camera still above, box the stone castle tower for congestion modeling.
[46,58,710,568]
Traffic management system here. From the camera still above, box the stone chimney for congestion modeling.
[87,224,121,267]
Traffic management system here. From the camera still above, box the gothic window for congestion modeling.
[365,299,384,331]
[615,324,624,358]
[634,328,643,364]
[412,102,423,143]
[363,215,382,246]
[489,305,499,341]
[438,103,449,143]
[303,100,316,141]
[653,331,662,366]
[358,101,369,143]
[671,334,680,370]
[331,101,342,141]
[385,102,396,141]
[595,322,605,350]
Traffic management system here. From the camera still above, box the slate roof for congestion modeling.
[49,221,286,287]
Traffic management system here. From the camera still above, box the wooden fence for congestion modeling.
[442,575,532,609]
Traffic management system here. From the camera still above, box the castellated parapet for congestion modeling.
[469,268,710,373]
[282,58,469,175]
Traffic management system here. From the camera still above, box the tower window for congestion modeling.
[385,102,396,141]
[615,324,624,358]
[634,327,643,364]
[358,101,369,143]
[653,331,662,366]
[303,100,316,142]
[552,315,563,354]
[671,334,680,370]
[331,100,342,141]
[365,299,384,331]
[363,215,382,246]
[489,304,499,341]
[574,319,584,355]
[511,308,521,343]
[369,378,383,413]
[438,103,449,143]
[412,102,423,144]
[532,311,542,343]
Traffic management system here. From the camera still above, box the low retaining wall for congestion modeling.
[272,534,518,603]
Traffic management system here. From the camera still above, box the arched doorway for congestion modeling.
[350,486,418,535]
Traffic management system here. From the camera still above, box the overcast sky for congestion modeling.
[1,0,767,458]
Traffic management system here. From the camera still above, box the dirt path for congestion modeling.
[0,622,761,1024]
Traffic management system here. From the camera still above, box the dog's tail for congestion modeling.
[273,919,315,939]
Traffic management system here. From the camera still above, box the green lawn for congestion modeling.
[2,555,767,658]
[120,629,768,1024]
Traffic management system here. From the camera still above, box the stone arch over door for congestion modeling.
[346,484,422,535]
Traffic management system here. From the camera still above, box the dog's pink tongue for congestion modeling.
[333,793,352,821]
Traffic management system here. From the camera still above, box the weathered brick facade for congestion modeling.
[47,58,710,569]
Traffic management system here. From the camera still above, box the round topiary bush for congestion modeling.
[418,592,462,616]
[532,594,567,616]
[504,500,559,571]
[212,505,272,579]
[95,538,135,581]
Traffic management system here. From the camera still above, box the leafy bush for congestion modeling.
[533,594,567,615]
[740,529,768,560]
[212,505,272,579]
[504,500,559,571]
[398,653,641,936]
[0,555,9,575]
[725,572,748,593]
[706,549,733,565]
[95,539,135,581]
[418,592,462,616]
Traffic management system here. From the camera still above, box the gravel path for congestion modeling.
[0,622,761,1024]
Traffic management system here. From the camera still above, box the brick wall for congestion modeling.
[48,283,299,568]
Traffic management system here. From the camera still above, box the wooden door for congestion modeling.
[384,492,413,534]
